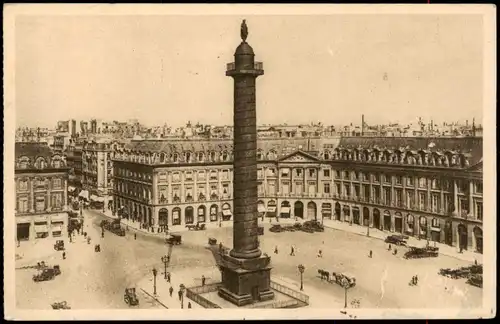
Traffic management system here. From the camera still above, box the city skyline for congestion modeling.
[15,14,483,128]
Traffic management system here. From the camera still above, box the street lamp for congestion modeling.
[161,255,169,279]
[341,278,350,308]
[366,221,370,237]
[152,267,158,296]
[179,284,186,309]
[297,264,305,291]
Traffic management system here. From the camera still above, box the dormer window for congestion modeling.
[173,153,179,162]
[210,151,216,162]
[186,152,191,162]
[198,152,204,162]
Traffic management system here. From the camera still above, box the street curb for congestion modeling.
[139,288,169,309]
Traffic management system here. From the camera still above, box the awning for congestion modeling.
[280,207,291,214]
[222,209,232,216]
[79,190,89,200]
[257,205,266,213]
[51,225,63,232]
[267,206,277,213]
[34,225,49,232]
[431,227,441,232]
[68,186,75,192]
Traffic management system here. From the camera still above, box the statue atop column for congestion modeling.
[240,19,248,42]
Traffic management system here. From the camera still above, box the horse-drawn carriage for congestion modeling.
[317,269,356,288]
[185,223,207,231]
[124,288,139,306]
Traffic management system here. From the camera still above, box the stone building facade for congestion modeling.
[112,136,483,253]
[15,142,70,241]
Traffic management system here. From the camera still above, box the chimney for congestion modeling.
[472,118,476,137]
[466,119,469,127]
[361,114,365,136]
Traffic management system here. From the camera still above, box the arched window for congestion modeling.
[210,151,216,162]
[185,152,191,163]
[173,153,179,162]
[198,152,204,162]
[222,151,228,161]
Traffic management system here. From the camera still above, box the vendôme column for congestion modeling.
[227,20,263,260]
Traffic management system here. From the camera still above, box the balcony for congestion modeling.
[226,62,264,76]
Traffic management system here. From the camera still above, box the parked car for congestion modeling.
[269,224,284,233]
[51,301,71,310]
[385,235,408,246]
[54,240,65,251]
[33,266,61,282]
[166,234,182,245]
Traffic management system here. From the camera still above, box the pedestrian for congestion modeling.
[388,244,392,251]
[134,233,137,240]
[187,302,192,309]
[62,252,66,260]
[290,246,295,256]
[410,276,415,286]
[475,259,478,265]
[201,275,206,286]
[317,249,323,258]
[415,275,418,285]
[167,272,171,283]
[219,242,223,253]
[17,240,20,248]
[101,231,104,238]
[393,248,398,256]
[369,250,373,258]
[178,290,182,301]
[169,286,174,297]
[274,246,278,254]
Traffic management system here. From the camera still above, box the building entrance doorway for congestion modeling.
[394,215,403,233]
[335,203,341,221]
[458,224,468,251]
[17,223,30,241]
[473,227,483,254]
[294,201,304,219]
[373,209,381,229]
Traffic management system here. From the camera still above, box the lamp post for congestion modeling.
[161,255,169,279]
[179,284,186,309]
[366,221,370,237]
[298,264,305,291]
[152,267,158,296]
[341,278,349,308]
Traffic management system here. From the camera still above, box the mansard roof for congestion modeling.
[15,142,53,160]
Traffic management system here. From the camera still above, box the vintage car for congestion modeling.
[166,234,182,245]
[51,301,71,310]
[54,240,65,251]
[124,288,139,306]
[300,224,315,233]
[208,237,218,245]
[466,274,483,288]
[269,224,284,233]
[33,266,61,282]
[385,235,408,246]
[302,220,324,232]
[404,246,439,259]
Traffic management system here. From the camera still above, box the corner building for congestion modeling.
[112,136,483,253]
[15,142,70,241]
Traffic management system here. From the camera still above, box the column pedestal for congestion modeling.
[218,254,274,306]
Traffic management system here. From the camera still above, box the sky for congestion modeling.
[15,14,484,128]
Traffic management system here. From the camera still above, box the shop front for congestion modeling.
[257,201,266,219]
[321,203,332,220]
[266,200,277,218]
[280,201,291,218]
[222,203,232,221]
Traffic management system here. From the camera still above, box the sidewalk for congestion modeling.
[100,209,233,237]
[137,266,220,309]
[322,219,483,264]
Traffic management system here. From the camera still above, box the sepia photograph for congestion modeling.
[3,3,496,320]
